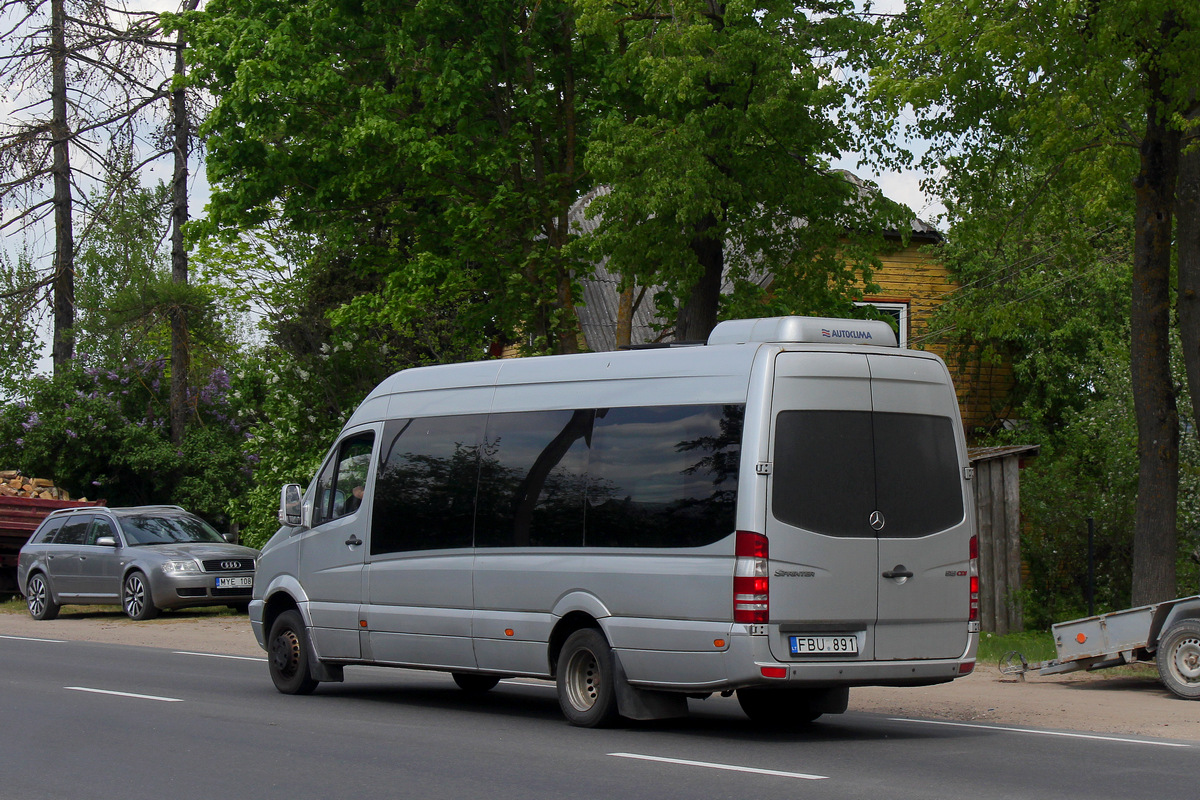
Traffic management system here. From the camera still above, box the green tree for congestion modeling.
[872,0,1200,604]
[183,0,601,355]
[576,0,905,341]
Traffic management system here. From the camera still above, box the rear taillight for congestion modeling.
[734,531,769,624]
[968,534,979,622]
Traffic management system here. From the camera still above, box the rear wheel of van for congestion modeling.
[452,673,501,693]
[25,573,60,621]
[557,628,619,728]
[268,610,319,695]
[737,687,845,726]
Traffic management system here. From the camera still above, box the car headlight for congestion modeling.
[161,560,201,575]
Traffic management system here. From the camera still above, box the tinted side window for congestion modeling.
[773,410,875,536]
[88,517,119,545]
[874,412,963,537]
[372,416,483,555]
[33,516,67,544]
[476,410,591,548]
[55,515,94,546]
[585,405,743,548]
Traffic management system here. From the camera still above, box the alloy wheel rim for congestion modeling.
[28,578,45,616]
[124,576,144,617]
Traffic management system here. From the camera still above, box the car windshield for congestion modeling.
[119,513,226,546]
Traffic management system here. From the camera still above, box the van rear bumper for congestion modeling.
[622,626,974,692]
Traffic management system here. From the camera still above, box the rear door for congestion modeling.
[765,351,970,662]
[868,354,970,660]
[765,352,879,661]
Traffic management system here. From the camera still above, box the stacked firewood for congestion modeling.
[0,470,84,501]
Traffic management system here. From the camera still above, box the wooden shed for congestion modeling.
[969,444,1040,634]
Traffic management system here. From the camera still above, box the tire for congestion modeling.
[267,609,319,695]
[1157,619,1200,700]
[25,573,60,621]
[556,628,619,727]
[736,687,842,726]
[452,673,501,694]
[122,571,159,620]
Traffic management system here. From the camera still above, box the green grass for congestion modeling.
[0,595,243,619]
[976,629,1058,667]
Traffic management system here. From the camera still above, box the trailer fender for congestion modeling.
[1150,597,1200,651]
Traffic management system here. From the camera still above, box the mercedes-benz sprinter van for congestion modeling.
[253,315,979,727]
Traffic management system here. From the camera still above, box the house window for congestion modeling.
[857,301,908,347]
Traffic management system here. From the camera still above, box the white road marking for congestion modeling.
[609,752,828,780]
[890,718,1192,748]
[0,634,66,643]
[66,686,184,703]
[173,650,264,662]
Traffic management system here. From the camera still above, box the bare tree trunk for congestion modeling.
[1178,109,1200,440]
[1129,61,1180,606]
[50,0,75,373]
[168,0,198,446]
[676,212,723,342]
[616,284,635,349]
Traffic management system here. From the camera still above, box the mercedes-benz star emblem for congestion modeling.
[869,511,885,531]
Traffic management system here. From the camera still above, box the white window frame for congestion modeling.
[856,301,909,348]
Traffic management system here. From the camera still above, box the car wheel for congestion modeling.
[736,688,824,726]
[1157,619,1200,699]
[452,673,501,693]
[556,628,619,727]
[268,609,319,695]
[122,570,159,620]
[25,573,60,621]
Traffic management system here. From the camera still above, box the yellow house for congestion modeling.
[859,233,1014,436]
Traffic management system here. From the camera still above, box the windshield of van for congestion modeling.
[118,513,226,545]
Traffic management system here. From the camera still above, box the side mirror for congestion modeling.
[279,484,304,527]
[95,536,118,548]
[222,533,237,544]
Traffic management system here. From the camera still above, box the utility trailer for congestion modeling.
[0,495,106,597]
[1000,596,1200,699]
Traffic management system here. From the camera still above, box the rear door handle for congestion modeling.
[882,567,914,579]
[345,536,363,547]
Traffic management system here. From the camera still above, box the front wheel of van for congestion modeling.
[557,628,619,728]
[737,688,823,726]
[268,610,319,695]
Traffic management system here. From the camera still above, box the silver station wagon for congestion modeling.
[18,505,258,621]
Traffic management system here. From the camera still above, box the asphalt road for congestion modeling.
[1,634,1195,800]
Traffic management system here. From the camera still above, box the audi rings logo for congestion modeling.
[220,560,243,570]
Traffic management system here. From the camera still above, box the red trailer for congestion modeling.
[0,495,106,596]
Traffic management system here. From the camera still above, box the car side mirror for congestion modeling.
[222,533,237,544]
[279,484,304,527]
[95,536,118,548]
